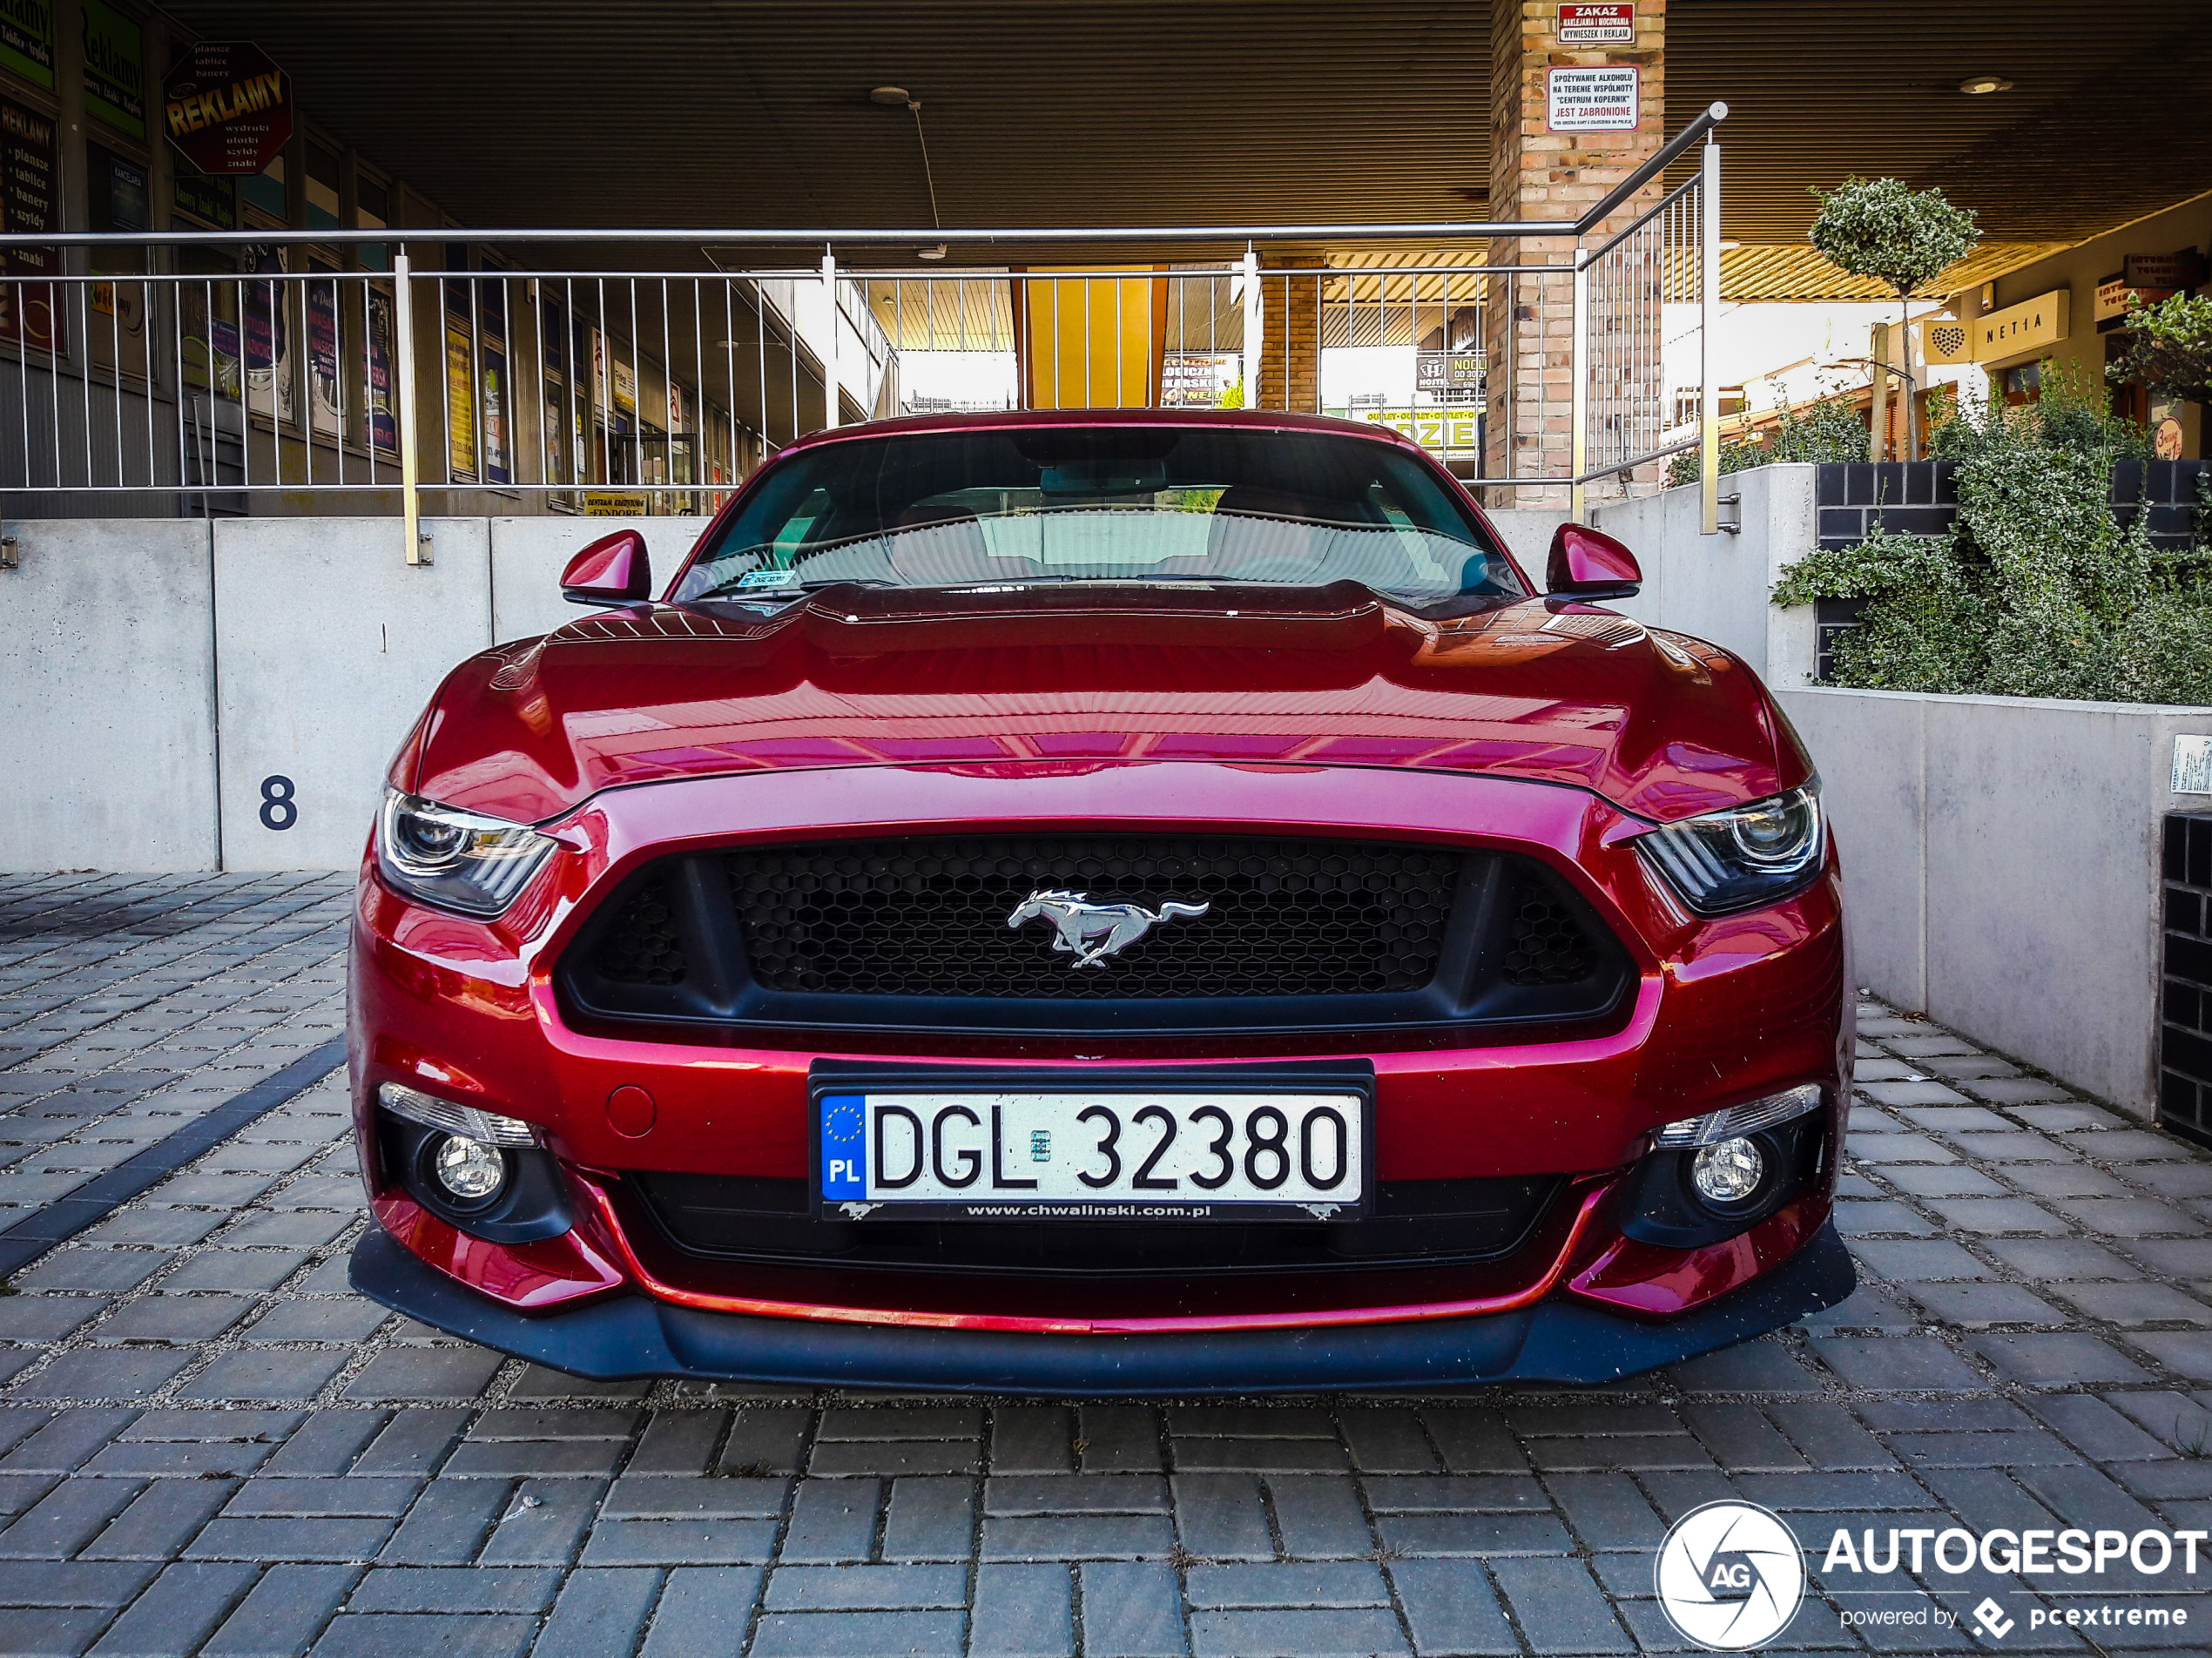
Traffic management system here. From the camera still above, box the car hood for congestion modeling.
[406,582,1810,826]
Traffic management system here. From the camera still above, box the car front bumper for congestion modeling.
[350,1216,1854,1395]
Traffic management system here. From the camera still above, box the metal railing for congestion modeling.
[0,104,1725,553]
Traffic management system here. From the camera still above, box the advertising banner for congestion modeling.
[242,246,293,424]
[0,0,52,90]
[0,96,61,354]
[366,286,396,452]
[480,279,509,485]
[80,0,143,137]
[164,42,292,174]
[307,254,341,435]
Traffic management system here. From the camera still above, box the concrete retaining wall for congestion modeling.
[1780,687,2212,1117]
[1593,464,1819,688]
[2,516,708,875]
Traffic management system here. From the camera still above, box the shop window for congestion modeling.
[172,154,235,232]
[305,141,340,231]
[240,158,287,230]
[2001,361,2041,407]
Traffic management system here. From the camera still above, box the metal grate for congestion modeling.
[726,835,1460,1000]
[1501,880,1596,987]
[595,877,687,986]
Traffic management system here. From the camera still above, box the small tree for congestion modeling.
[1807,177,1980,460]
[2111,291,2212,408]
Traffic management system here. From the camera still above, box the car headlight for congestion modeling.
[376,789,558,918]
[1633,781,1824,916]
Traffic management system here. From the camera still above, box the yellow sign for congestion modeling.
[1343,405,1484,454]
[584,491,647,516]
[1918,316,1974,368]
[1975,290,2067,363]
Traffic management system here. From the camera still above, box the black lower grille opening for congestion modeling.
[1501,880,1596,986]
[629,1170,1562,1275]
[728,835,1460,1000]
[595,876,687,986]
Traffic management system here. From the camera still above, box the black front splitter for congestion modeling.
[348,1223,1854,1397]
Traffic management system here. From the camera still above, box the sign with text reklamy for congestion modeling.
[164,41,291,175]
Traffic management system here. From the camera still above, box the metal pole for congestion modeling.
[1241,245,1260,407]
[1569,251,1590,523]
[1699,138,1722,536]
[820,246,839,429]
[395,251,425,564]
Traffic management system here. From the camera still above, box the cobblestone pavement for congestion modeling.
[6,873,2212,1655]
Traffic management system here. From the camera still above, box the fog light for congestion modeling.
[1691,1136,1764,1205]
[432,1135,506,1201]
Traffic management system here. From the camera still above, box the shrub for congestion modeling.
[2110,291,2212,408]
[1773,387,2212,705]
[1666,394,1868,485]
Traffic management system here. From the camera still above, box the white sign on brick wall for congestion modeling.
[2175,735,2212,794]
[1558,3,1635,44]
[1547,65,1640,131]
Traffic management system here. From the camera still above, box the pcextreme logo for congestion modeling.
[1655,1500,1806,1649]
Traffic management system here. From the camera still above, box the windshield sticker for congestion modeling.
[735,569,801,589]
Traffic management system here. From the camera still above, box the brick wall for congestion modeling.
[2162,812,2212,1148]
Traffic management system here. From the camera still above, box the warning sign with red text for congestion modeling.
[1547,65,1640,131]
[1558,4,1635,45]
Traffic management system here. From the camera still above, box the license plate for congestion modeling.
[816,1088,1368,1222]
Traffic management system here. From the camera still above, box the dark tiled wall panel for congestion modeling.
[2161,812,2212,1146]
[1815,459,2209,553]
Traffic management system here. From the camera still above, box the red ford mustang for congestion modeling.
[347,408,1852,1393]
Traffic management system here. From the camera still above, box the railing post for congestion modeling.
[1699,137,1723,536]
[820,246,839,430]
[1241,245,1260,408]
[1569,251,1590,523]
[394,251,427,565]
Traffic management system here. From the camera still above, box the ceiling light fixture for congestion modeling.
[870,84,946,259]
[1958,73,2013,95]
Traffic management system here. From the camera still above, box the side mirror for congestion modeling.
[560,529,651,606]
[1545,522,1642,600]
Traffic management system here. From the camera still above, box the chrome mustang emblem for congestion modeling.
[1007,889,1210,968]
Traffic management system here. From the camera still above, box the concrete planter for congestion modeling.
[1778,686,2212,1118]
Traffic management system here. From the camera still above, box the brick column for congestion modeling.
[1258,257,1322,413]
[1482,0,1666,509]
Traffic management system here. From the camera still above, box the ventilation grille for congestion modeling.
[726,835,1460,1000]
[594,877,687,986]
[1501,880,1596,987]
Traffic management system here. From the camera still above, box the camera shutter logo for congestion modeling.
[1655,1500,1805,1649]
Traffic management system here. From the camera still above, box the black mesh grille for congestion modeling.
[1501,880,1596,987]
[726,835,1459,1000]
[595,878,687,986]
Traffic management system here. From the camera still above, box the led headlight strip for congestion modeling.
[1655,1083,1823,1149]
[378,1082,536,1148]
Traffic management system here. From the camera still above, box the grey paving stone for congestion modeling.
[0,1298,110,1342]
[531,1568,662,1658]
[223,1478,421,1518]
[1837,1200,1937,1237]
[86,1560,260,1657]
[2125,1331,2212,1381]
[717,1406,809,1477]
[1388,1559,1522,1655]
[987,1474,1169,1515]
[1981,1236,2138,1280]
[1901,1281,2068,1328]
[634,1565,764,1656]
[374,1479,507,1565]
[441,1438,625,1478]
[0,1476,145,1559]
[1171,1473,1271,1560]
[981,1514,1176,1561]
[348,1566,560,1613]
[2054,1197,2199,1237]
[0,1557,160,1605]
[1,1411,135,1473]
[1076,1405,1162,1473]
[1372,1512,1576,1556]
[15,1348,194,1400]
[1668,1340,1824,1393]
[180,1348,352,1401]
[1081,1560,1187,1658]
[883,1474,974,1560]
[779,1475,880,1562]
[1681,1403,1809,1470]
[765,1562,966,1609]
[91,1294,253,1343]
[501,1365,649,1401]
[307,1614,535,1658]
[219,1211,352,1250]
[1847,1239,1992,1282]
[351,1411,467,1476]
[1921,1197,2070,1235]
[1877,1164,2006,1197]
[578,1515,779,1567]
[1189,1608,1410,1656]
[749,1610,966,1657]
[2052,1282,2212,1326]
[81,1475,235,1560]
[604,1474,785,1519]
[991,1406,1074,1473]
[1337,1409,1440,1473]
[1809,1338,1987,1391]
[158,1251,307,1293]
[1546,1472,1662,1548]
[78,1207,226,1248]
[187,1517,397,1563]
[1848,1134,1958,1165]
[1947,1131,2072,1163]
[343,1348,502,1403]
[477,1476,605,1565]
[970,1562,1074,1657]
[1364,1474,1548,1513]
[1861,1081,1971,1108]
[1271,1474,1372,1559]
[13,1250,173,1294]
[239,1299,390,1343]
[2022,1394,2175,1462]
[625,1411,722,1475]
[808,1438,981,1476]
[1415,1410,1524,1473]
[1796,1284,1918,1333]
[1967,1332,2155,1386]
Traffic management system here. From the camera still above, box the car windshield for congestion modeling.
[671,425,1524,606]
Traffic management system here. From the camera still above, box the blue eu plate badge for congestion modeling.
[819,1095,866,1200]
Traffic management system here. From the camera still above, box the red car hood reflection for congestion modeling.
[408,582,1807,826]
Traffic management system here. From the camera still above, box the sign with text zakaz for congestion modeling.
[163,42,291,175]
[1558,3,1635,44]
